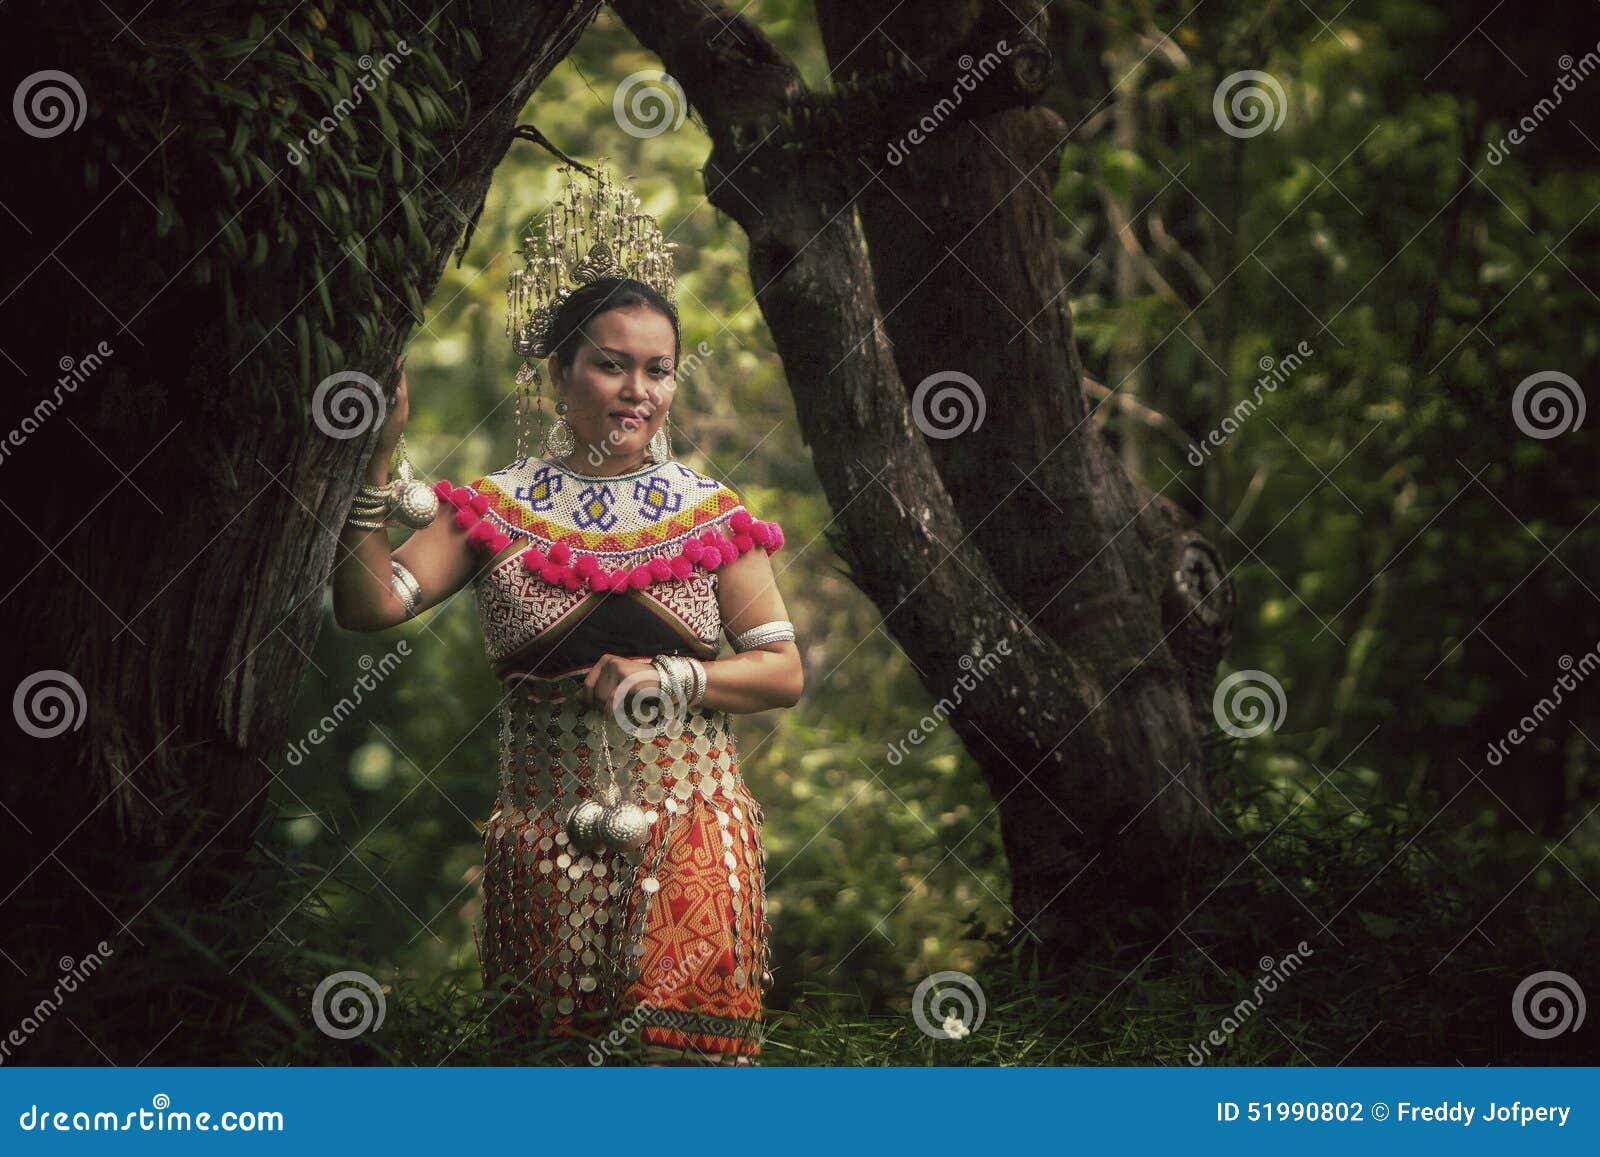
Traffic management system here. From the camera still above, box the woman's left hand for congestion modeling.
[579,654,660,721]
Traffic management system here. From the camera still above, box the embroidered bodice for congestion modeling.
[432,456,786,679]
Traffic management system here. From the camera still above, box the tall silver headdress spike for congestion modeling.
[506,157,680,463]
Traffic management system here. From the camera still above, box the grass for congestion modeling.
[8,737,1594,1067]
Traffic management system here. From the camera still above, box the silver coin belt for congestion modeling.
[477,673,769,1020]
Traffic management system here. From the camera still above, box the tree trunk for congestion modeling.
[611,0,1235,963]
[0,0,601,1000]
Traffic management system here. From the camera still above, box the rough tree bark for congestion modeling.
[0,0,602,993]
[609,0,1235,961]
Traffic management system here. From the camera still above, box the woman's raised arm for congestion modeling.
[331,365,480,632]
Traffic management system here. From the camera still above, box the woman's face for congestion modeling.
[549,306,677,469]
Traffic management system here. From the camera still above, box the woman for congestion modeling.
[331,276,802,1064]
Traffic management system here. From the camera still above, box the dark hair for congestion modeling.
[548,277,680,373]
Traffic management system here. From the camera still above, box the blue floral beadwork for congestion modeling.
[633,475,683,522]
[571,483,619,531]
[513,464,563,512]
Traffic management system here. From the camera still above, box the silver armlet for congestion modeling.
[390,559,423,620]
[727,619,795,652]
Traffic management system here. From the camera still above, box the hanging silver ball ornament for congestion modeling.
[598,802,650,851]
[565,800,606,849]
[760,969,774,991]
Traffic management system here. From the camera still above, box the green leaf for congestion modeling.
[349,12,375,55]
[391,84,420,126]
[214,84,260,111]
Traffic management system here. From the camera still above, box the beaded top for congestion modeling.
[433,456,786,673]
[435,455,785,592]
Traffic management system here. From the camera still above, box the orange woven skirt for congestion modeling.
[474,675,770,1062]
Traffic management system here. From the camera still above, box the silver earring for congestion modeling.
[648,413,672,463]
[543,398,576,458]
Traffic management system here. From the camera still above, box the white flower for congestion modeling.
[943,1014,969,1039]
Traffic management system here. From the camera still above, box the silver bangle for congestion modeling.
[390,559,422,619]
[669,655,696,707]
[728,619,795,652]
[686,656,706,707]
[347,515,389,531]
[651,655,681,711]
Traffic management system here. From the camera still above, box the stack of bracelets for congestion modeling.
[650,653,707,711]
[346,479,404,530]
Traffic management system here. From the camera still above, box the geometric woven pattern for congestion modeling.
[473,550,724,668]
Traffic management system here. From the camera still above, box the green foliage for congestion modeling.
[93,1,478,428]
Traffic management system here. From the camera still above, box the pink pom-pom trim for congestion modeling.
[438,479,784,595]
[436,478,512,552]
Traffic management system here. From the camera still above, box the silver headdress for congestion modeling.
[505,157,680,464]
